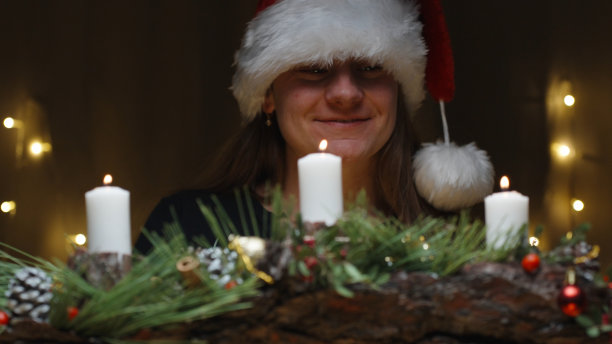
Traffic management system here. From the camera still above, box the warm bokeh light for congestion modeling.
[500,176,510,190]
[422,243,429,250]
[75,234,87,246]
[3,117,15,129]
[572,199,585,212]
[30,141,43,155]
[29,141,51,156]
[557,144,571,157]
[551,142,572,159]
[529,236,540,247]
[563,94,575,107]
[318,139,328,152]
[1,201,16,213]
[103,174,113,185]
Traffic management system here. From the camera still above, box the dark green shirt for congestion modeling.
[134,189,271,254]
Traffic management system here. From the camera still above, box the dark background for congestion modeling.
[0,1,610,268]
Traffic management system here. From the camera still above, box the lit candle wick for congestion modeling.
[500,175,510,191]
[318,139,328,152]
[103,174,113,185]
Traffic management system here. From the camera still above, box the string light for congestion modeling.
[3,117,15,129]
[29,141,52,156]
[3,117,23,129]
[529,237,540,247]
[563,94,575,107]
[30,142,43,155]
[572,199,584,212]
[0,201,16,214]
[557,144,571,157]
[551,142,572,159]
[74,234,87,246]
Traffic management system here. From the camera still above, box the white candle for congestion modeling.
[85,174,131,255]
[484,176,529,249]
[298,140,343,226]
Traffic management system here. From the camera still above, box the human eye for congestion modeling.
[353,61,386,78]
[359,64,383,72]
[295,65,328,75]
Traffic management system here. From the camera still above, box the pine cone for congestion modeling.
[548,241,600,282]
[572,241,600,273]
[255,239,293,281]
[5,267,53,324]
[194,247,244,287]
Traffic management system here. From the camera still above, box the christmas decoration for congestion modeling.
[180,262,607,344]
[67,248,132,290]
[558,268,587,317]
[546,224,601,281]
[176,255,202,288]
[5,267,53,324]
[522,252,541,274]
[194,246,245,288]
[412,0,494,211]
[235,0,426,119]
[0,228,260,340]
[0,191,610,342]
[228,235,274,284]
[303,235,315,248]
[224,280,238,290]
[559,284,586,317]
[414,142,494,211]
[67,306,79,321]
[0,310,8,325]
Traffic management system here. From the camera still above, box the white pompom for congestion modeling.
[413,142,494,211]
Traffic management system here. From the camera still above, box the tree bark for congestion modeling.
[0,262,607,343]
[195,262,606,344]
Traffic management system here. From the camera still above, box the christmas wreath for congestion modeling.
[0,191,610,343]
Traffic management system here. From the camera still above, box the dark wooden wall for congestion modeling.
[0,0,610,267]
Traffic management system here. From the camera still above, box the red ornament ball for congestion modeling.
[304,256,319,270]
[303,235,315,248]
[67,306,79,321]
[0,310,9,325]
[224,280,238,290]
[521,253,541,273]
[557,284,586,317]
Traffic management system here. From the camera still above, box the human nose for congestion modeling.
[324,67,364,109]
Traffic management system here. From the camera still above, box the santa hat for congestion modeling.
[231,0,494,211]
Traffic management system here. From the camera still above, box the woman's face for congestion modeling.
[264,59,398,163]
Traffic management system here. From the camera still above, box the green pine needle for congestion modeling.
[1,187,605,342]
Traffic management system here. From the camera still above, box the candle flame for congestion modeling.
[500,176,510,190]
[103,174,113,185]
[318,139,328,152]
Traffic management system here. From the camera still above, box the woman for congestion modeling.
[135,0,493,253]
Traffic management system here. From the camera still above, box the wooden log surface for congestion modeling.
[193,262,606,344]
[0,262,607,343]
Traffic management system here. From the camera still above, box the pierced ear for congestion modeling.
[262,88,275,114]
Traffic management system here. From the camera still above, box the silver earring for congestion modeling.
[265,112,272,127]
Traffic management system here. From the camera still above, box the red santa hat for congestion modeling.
[231,0,494,211]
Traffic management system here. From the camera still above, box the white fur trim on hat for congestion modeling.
[232,0,426,120]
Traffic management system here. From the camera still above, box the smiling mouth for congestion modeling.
[317,118,370,123]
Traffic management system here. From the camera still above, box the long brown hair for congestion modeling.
[200,96,428,223]
[372,96,425,222]
[200,115,285,193]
